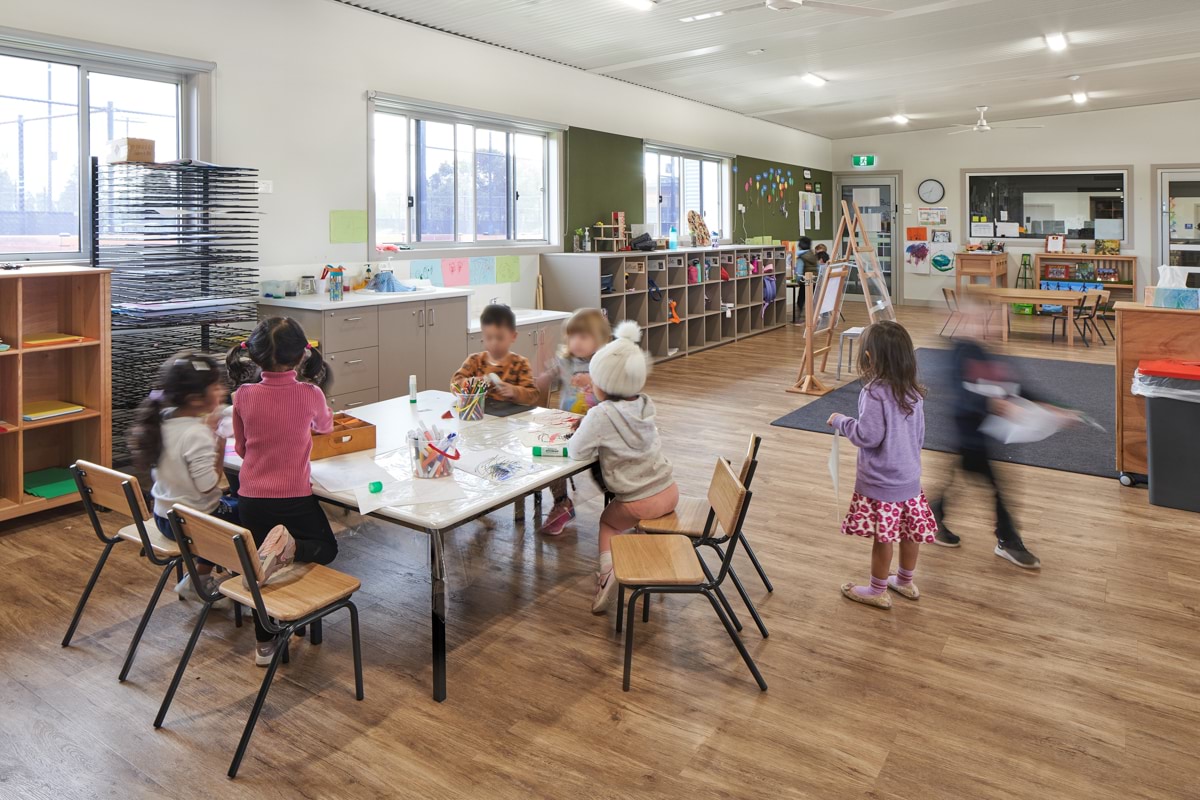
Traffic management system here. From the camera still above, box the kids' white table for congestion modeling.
[224,391,594,702]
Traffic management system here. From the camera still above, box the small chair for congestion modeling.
[63,461,223,682]
[611,459,767,693]
[1082,289,1111,344]
[156,505,363,778]
[940,287,962,337]
[638,434,770,638]
[837,326,865,381]
[1051,291,1099,347]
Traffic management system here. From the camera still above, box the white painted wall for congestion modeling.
[832,100,1200,304]
[6,0,831,294]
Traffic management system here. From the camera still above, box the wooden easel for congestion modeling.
[787,264,849,395]
[834,199,896,324]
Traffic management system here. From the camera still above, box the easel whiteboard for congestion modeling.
[813,262,850,337]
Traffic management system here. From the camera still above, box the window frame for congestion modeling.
[643,143,730,242]
[0,26,213,263]
[367,91,560,252]
[962,167,1133,246]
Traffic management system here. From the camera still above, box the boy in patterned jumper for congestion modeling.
[453,304,539,406]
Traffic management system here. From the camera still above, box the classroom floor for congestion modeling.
[2,304,1196,799]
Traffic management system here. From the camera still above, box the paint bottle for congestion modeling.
[329,271,344,301]
[532,446,569,458]
[409,374,418,403]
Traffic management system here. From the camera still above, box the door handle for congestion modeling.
[346,359,364,365]
[344,316,363,322]
[345,400,365,408]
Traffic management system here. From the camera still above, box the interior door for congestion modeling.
[1161,169,1200,286]
[834,175,897,296]
[378,302,426,399]
[423,297,468,388]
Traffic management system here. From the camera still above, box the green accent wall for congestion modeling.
[563,127,645,249]
[733,155,832,242]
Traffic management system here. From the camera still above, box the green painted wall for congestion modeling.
[733,155,832,242]
[563,127,645,249]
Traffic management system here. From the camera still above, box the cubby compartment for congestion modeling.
[750,304,765,331]
[21,347,103,427]
[647,291,670,324]
[624,260,648,294]
[721,281,736,306]
[21,273,104,344]
[705,288,722,313]
[601,294,624,327]
[668,320,686,357]
[624,292,648,327]
[721,311,736,342]
[668,288,686,322]
[600,258,625,298]
[703,256,721,283]
[687,317,706,351]
[736,307,751,337]
[750,275,764,305]
[736,279,751,307]
[647,323,670,361]
[686,285,705,318]
[22,416,101,500]
[0,434,18,513]
[0,356,17,430]
[667,263,687,287]
[0,279,18,351]
[647,256,667,277]
[704,312,722,344]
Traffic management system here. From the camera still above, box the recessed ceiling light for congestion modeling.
[802,73,827,87]
[1067,74,1081,81]
[1072,91,1088,104]
[1045,33,1068,51]
[680,10,723,21]
[747,48,766,56]
[892,114,909,124]
[622,0,656,10]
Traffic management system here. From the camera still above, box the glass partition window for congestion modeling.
[967,171,1127,241]
[373,108,550,247]
[644,146,726,240]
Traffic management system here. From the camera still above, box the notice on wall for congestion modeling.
[995,222,1021,238]
[329,210,368,243]
[917,206,947,225]
[970,222,995,238]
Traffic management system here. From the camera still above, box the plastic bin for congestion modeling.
[1132,360,1200,511]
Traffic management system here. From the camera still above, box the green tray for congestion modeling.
[24,467,77,499]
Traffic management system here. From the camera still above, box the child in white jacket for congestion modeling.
[569,321,678,613]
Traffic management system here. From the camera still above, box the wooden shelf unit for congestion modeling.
[0,266,111,524]
[541,246,789,363]
[1033,252,1138,302]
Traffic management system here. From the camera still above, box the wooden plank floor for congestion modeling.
[2,305,1197,799]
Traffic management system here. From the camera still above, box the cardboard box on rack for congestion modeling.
[105,137,155,164]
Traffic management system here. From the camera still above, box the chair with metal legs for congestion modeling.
[611,459,767,692]
[156,505,364,778]
[62,460,238,682]
[940,287,963,337]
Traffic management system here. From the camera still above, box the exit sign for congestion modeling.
[851,154,877,167]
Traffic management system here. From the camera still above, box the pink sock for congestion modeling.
[851,575,888,598]
[894,567,915,586]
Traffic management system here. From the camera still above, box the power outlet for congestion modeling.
[737,203,746,213]
[256,179,274,194]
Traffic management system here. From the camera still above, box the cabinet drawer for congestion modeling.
[323,307,378,353]
[325,347,378,395]
[326,386,378,412]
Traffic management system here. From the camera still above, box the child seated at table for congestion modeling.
[454,304,538,406]
[568,321,678,613]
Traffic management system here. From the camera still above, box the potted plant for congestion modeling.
[574,227,590,252]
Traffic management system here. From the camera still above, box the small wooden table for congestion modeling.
[956,251,1009,294]
[965,286,1086,347]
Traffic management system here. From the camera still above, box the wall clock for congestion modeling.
[918,178,945,204]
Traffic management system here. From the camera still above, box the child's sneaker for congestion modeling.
[995,541,1041,569]
[255,639,280,667]
[591,569,618,614]
[536,498,575,536]
[258,525,296,584]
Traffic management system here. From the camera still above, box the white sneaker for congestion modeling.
[591,569,618,614]
[174,572,230,608]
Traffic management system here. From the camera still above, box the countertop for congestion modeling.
[468,308,571,333]
[257,287,473,311]
[548,244,785,258]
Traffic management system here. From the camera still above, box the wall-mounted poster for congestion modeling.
[930,243,956,273]
[905,226,928,241]
[971,222,995,237]
[932,229,952,243]
[917,206,948,225]
[814,182,822,193]
[1045,234,1067,253]
[905,241,931,275]
[803,169,813,179]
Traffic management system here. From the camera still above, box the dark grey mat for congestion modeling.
[485,400,536,417]
[771,348,1116,478]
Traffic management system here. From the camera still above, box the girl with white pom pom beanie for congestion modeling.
[569,321,678,613]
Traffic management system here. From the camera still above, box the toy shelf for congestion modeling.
[1032,252,1138,303]
[542,245,788,363]
[0,266,111,524]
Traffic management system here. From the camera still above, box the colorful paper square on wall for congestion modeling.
[410,259,440,283]
[442,258,470,287]
[469,256,496,285]
[496,256,520,284]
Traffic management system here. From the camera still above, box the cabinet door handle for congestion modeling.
[345,400,366,408]
[344,316,363,322]
[346,359,364,365]
[418,309,425,327]
[429,307,436,326]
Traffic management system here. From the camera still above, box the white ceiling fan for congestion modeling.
[949,106,1045,135]
[760,0,892,17]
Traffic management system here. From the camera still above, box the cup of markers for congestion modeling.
[409,424,459,479]
[451,377,489,421]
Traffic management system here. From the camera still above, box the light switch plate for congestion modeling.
[256,180,274,194]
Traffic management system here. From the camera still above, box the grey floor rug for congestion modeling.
[771,347,1116,478]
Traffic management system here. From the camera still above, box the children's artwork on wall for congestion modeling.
[905,226,928,242]
[469,256,496,285]
[441,258,470,287]
[917,207,948,225]
[932,229,952,243]
[410,259,440,282]
[905,241,931,275]
[930,243,956,273]
[496,255,521,283]
[814,182,822,193]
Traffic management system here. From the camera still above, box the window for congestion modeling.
[644,146,727,240]
[370,97,555,248]
[0,34,207,261]
[966,170,1128,242]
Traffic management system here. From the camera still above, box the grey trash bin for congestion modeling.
[1132,363,1200,512]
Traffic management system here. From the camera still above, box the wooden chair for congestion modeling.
[1083,289,1111,344]
[940,287,962,337]
[156,505,363,778]
[611,459,767,693]
[1051,291,1100,347]
[637,434,769,638]
[63,461,226,682]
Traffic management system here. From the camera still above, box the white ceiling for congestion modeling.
[333,0,1200,139]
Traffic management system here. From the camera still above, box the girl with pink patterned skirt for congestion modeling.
[828,321,936,609]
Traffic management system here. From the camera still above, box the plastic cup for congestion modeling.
[410,434,454,479]
[453,391,486,421]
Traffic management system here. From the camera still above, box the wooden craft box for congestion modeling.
[310,413,376,460]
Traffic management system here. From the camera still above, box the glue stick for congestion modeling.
[532,446,569,458]
[409,374,417,402]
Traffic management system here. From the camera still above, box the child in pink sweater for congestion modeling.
[226,317,335,665]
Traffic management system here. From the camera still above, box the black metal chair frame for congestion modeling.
[156,508,364,778]
[62,463,244,682]
[1050,294,1096,347]
[616,486,767,693]
[728,436,772,594]
[940,287,962,337]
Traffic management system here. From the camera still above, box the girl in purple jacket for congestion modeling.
[828,321,936,609]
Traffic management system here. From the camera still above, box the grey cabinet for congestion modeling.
[379,297,468,395]
[470,318,562,373]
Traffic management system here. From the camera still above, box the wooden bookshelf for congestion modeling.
[1032,252,1137,302]
[0,266,111,524]
[541,245,789,363]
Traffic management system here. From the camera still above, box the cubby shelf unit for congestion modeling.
[0,266,112,524]
[540,246,789,363]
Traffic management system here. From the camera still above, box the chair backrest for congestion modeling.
[72,460,150,521]
[737,434,763,486]
[169,504,263,584]
[707,458,748,540]
[942,287,958,312]
[1082,289,1104,315]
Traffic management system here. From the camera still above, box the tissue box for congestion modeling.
[311,413,377,460]
[106,137,155,164]
[1144,287,1200,310]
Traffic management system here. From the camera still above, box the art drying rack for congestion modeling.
[91,158,260,462]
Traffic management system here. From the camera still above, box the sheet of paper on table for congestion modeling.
[308,452,398,493]
[455,447,540,482]
[353,478,467,515]
[517,429,573,447]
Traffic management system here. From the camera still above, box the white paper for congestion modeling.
[308,453,397,493]
[828,430,840,499]
[995,222,1021,238]
[971,222,995,237]
[861,212,883,231]
[852,187,881,207]
[999,210,1008,221]
[353,478,466,515]
[979,398,1072,444]
[518,429,573,447]
[455,447,536,482]
[820,275,842,314]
